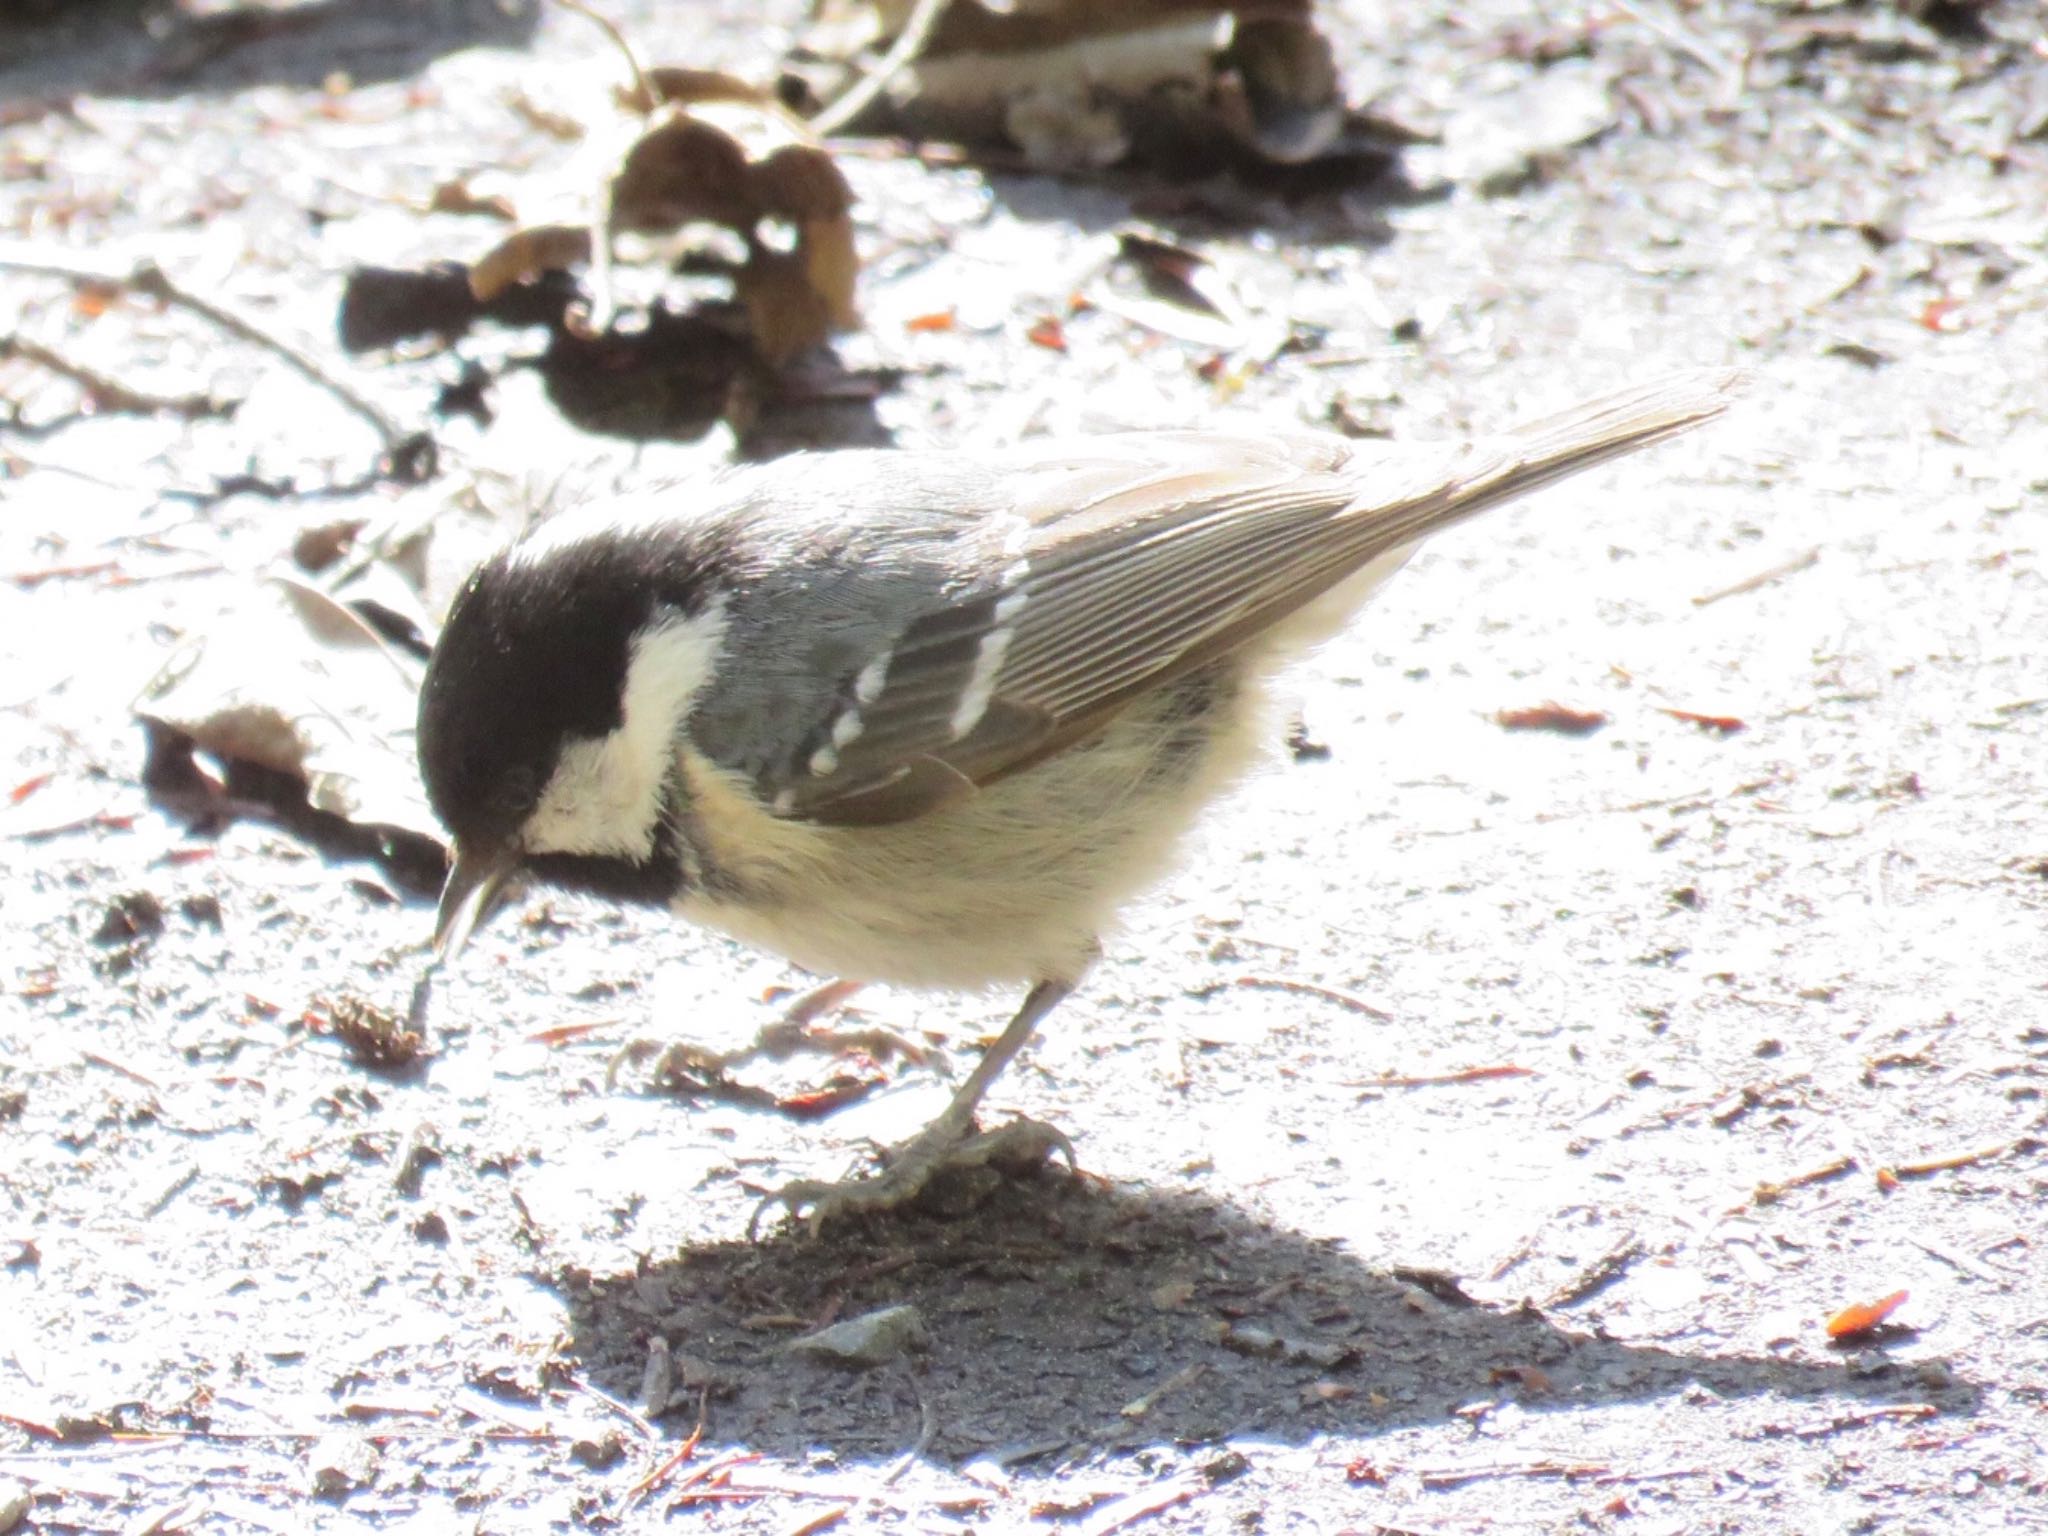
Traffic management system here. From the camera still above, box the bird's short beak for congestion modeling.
[432,841,518,964]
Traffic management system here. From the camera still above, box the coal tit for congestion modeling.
[417,370,1737,1229]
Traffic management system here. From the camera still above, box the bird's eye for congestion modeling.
[495,764,539,814]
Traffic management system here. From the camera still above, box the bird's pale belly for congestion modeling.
[675,665,1270,989]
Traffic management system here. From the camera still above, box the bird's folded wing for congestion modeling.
[758,370,1737,826]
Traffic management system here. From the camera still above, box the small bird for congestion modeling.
[417,370,1737,1229]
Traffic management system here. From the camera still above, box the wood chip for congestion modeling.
[1690,547,1820,607]
[1543,1237,1645,1309]
[1493,702,1609,735]
[1235,975,1391,1020]
[1884,1141,2013,1179]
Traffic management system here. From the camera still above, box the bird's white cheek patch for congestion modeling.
[522,604,726,859]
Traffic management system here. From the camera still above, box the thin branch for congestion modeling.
[809,0,951,138]
[1885,1141,2015,1180]
[1353,1064,1536,1091]
[1234,974,1392,1021]
[554,0,652,112]
[1758,1403,1938,1441]
[0,254,434,482]
[1543,1235,1646,1309]
[1418,1459,1612,1490]
[0,333,235,421]
[880,1381,935,1487]
[1691,546,1820,607]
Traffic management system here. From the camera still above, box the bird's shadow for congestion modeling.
[556,1176,1973,1466]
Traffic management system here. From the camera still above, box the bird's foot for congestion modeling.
[752,1115,1075,1237]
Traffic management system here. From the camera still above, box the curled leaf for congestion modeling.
[1825,1289,1909,1339]
[472,66,858,364]
[469,224,595,301]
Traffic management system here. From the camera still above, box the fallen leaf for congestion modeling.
[1088,229,1256,348]
[527,1021,611,1047]
[134,527,447,899]
[609,75,859,361]
[467,223,593,300]
[1918,297,1963,332]
[1826,1289,1909,1339]
[428,177,517,221]
[773,1077,881,1118]
[1660,707,1746,734]
[318,994,426,1074]
[470,64,858,364]
[1151,1280,1196,1310]
[506,87,584,141]
[70,279,120,319]
[1494,702,1609,735]
[9,773,52,805]
[1027,316,1068,351]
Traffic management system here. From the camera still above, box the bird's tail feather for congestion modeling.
[1450,367,1742,519]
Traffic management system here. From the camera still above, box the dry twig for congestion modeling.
[1749,1152,1856,1206]
[1691,547,1821,607]
[1234,975,1392,1020]
[809,0,952,138]
[1758,1403,1937,1440]
[1353,1064,1535,1092]
[1075,1474,1206,1536]
[1883,1141,2014,1180]
[0,253,432,483]
[1418,1459,1610,1489]
[1543,1235,1645,1309]
[1,333,234,423]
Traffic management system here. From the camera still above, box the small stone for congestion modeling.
[639,1336,674,1418]
[572,1431,625,1469]
[305,1432,378,1499]
[410,1211,449,1245]
[786,1304,930,1368]
[93,891,164,946]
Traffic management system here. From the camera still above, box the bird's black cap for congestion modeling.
[416,531,720,855]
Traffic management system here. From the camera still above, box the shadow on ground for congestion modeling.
[558,1176,1975,1466]
[0,0,540,101]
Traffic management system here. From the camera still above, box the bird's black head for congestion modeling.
[419,547,645,849]
[417,526,723,955]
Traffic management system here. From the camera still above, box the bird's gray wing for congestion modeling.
[717,370,1737,827]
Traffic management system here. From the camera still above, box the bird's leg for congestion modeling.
[754,976,1079,1235]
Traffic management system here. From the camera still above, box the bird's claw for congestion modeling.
[750,1116,1075,1238]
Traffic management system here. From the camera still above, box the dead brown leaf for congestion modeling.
[1494,701,1609,735]
[1026,315,1068,351]
[471,62,858,365]
[468,224,594,300]
[1660,706,1747,734]
[428,178,518,222]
